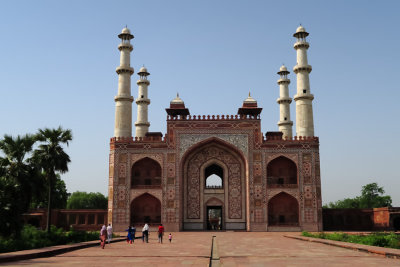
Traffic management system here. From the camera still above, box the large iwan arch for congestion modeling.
[180,138,247,231]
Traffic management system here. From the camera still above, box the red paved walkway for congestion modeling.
[2,232,400,266]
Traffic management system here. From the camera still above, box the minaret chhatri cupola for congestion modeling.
[293,25,314,137]
[135,66,151,137]
[237,92,262,118]
[166,93,190,118]
[114,27,134,138]
[277,65,293,139]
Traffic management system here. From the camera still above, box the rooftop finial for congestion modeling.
[177,92,179,98]
[249,91,251,97]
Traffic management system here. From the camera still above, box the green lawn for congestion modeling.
[302,231,400,249]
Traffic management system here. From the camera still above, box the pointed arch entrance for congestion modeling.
[181,138,247,230]
[130,193,161,225]
[268,192,299,226]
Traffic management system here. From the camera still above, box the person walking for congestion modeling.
[168,233,172,243]
[158,224,165,243]
[130,225,136,243]
[106,224,113,244]
[143,223,149,243]
[100,225,107,249]
[141,225,145,242]
[126,226,135,244]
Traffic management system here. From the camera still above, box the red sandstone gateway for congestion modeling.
[108,26,322,232]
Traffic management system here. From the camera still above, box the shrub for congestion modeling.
[302,231,400,249]
[0,225,99,253]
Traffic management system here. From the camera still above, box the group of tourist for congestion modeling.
[99,223,173,249]
[126,223,172,244]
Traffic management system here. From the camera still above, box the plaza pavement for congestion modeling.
[1,232,400,266]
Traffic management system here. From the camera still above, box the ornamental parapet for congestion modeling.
[293,41,309,49]
[293,93,314,101]
[118,43,133,51]
[110,135,167,143]
[167,114,261,121]
[277,78,290,84]
[293,64,312,74]
[116,66,134,75]
[137,79,150,85]
[114,95,134,102]
[135,99,150,104]
[276,97,292,104]
[263,135,319,142]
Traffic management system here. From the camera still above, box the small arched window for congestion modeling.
[205,164,223,189]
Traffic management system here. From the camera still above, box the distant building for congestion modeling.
[108,26,323,232]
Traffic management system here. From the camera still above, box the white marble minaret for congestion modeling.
[135,66,151,137]
[277,65,293,139]
[114,27,134,138]
[293,25,314,137]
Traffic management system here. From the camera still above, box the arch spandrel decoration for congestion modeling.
[184,143,244,220]
[179,134,248,158]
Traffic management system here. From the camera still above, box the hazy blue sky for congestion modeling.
[1,1,399,205]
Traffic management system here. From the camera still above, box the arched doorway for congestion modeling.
[268,192,299,226]
[267,156,297,187]
[181,139,246,231]
[130,193,161,225]
[131,157,162,188]
[205,197,224,230]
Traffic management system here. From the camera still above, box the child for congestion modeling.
[168,233,172,243]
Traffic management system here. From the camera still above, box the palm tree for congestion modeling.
[33,127,72,232]
[0,134,37,236]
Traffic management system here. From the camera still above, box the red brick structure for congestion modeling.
[322,207,400,231]
[23,209,107,231]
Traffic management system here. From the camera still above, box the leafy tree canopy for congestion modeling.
[0,128,72,237]
[66,191,108,209]
[323,182,392,209]
[30,174,70,209]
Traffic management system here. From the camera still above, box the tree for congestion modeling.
[32,127,72,232]
[66,191,108,209]
[0,134,40,237]
[323,182,392,209]
[359,182,392,208]
[30,174,70,209]
[323,197,361,209]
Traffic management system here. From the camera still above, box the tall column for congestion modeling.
[135,67,151,137]
[114,27,134,138]
[293,25,314,137]
[277,65,293,139]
